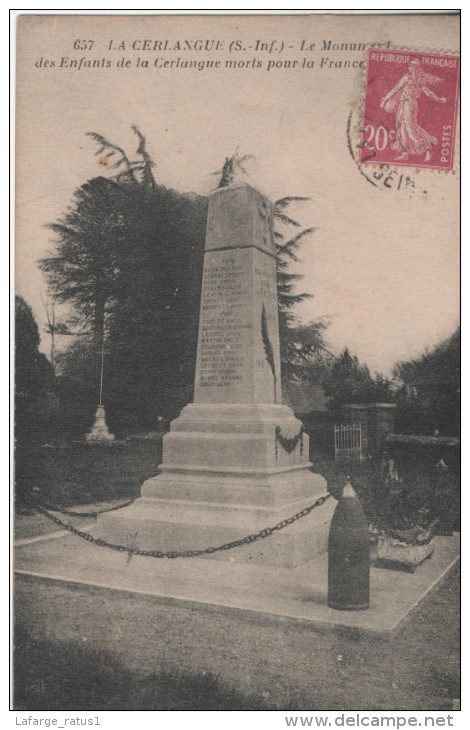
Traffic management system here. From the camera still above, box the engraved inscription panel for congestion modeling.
[194,185,280,404]
[195,248,254,403]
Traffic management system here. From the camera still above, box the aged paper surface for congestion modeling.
[16,13,459,373]
[14,12,460,716]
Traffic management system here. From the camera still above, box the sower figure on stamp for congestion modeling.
[380,58,446,162]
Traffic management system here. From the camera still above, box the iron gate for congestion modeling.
[334,423,362,462]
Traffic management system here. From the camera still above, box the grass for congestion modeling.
[13,563,460,711]
[15,437,380,521]
[15,437,163,509]
[16,433,459,531]
[13,437,460,711]
[13,624,274,711]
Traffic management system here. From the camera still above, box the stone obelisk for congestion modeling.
[97,184,333,566]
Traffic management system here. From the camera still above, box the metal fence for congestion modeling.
[334,423,362,462]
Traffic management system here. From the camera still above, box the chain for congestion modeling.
[31,492,332,559]
[374,523,437,546]
[28,496,137,518]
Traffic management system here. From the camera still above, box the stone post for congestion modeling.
[85,404,115,443]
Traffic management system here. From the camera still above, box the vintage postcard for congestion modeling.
[14,12,460,719]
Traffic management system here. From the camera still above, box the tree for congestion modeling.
[41,134,329,430]
[42,129,209,429]
[87,125,156,189]
[105,187,208,427]
[393,327,460,435]
[41,126,158,346]
[213,149,254,188]
[15,296,55,438]
[40,176,127,346]
[274,198,329,390]
[53,335,102,435]
[322,347,393,409]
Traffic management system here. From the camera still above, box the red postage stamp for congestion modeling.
[359,48,460,171]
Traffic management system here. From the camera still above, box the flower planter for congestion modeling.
[375,534,434,573]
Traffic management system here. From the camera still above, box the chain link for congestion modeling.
[32,497,137,518]
[372,516,439,546]
[374,525,436,546]
[30,493,332,559]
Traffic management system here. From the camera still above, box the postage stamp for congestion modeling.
[359,48,460,170]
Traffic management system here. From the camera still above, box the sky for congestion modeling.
[15,13,460,376]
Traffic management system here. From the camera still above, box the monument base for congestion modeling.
[96,404,334,568]
[86,405,115,443]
